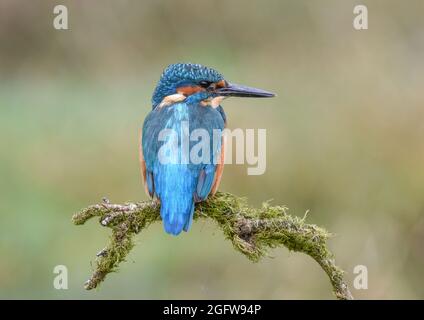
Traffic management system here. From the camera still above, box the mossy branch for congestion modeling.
[72,192,353,300]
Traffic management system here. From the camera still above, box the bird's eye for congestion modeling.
[199,80,212,88]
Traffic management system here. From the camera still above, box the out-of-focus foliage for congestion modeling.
[0,0,423,299]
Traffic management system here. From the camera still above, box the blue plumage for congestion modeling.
[151,63,224,108]
[143,71,225,234]
[141,63,274,235]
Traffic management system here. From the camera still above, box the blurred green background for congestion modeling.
[0,0,423,299]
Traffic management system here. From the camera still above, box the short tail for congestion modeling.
[160,194,195,236]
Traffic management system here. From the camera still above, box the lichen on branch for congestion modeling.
[72,192,353,300]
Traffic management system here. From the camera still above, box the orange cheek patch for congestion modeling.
[177,85,204,96]
[215,80,227,89]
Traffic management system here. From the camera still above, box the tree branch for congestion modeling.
[72,192,353,300]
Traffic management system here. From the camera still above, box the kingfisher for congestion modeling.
[140,63,275,235]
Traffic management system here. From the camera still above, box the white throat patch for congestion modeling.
[158,94,186,108]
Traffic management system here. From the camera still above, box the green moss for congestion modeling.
[72,192,353,299]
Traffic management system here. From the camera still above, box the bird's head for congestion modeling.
[152,63,275,109]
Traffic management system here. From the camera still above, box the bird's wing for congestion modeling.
[141,103,224,234]
[210,106,226,195]
[195,164,216,201]
[141,104,225,201]
[194,106,226,201]
[210,134,225,195]
[139,137,154,197]
[140,111,160,198]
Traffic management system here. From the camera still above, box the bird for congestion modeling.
[140,63,275,235]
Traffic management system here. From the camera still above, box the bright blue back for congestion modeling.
[142,101,225,235]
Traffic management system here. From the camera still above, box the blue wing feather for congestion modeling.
[196,165,217,201]
[142,102,225,235]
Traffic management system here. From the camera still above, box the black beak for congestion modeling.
[216,82,275,98]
